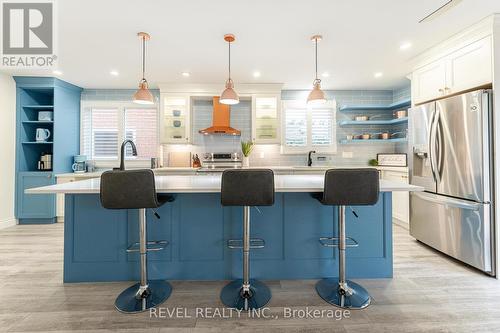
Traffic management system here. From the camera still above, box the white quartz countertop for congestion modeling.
[55,166,409,178]
[28,174,423,194]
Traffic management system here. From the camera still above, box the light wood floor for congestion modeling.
[1,223,500,332]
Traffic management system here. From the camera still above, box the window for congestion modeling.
[81,102,158,166]
[282,100,336,153]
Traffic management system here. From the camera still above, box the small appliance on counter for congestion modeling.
[37,152,52,171]
[72,155,87,173]
[35,128,51,142]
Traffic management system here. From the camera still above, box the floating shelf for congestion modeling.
[22,105,54,109]
[339,99,411,112]
[340,138,407,144]
[22,141,53,145]
[22,121,54,124]
[339,117,408,126]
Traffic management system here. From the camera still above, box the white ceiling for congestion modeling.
[2,0,500,90]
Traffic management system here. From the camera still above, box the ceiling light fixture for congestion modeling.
[181,72,190,77]
[110,70,119,76]
[220,34,239,105]
[374,72,383,78]
[133,32,154,105]
[52,70,62,75]
[399,42,412,50]
[307,35,326,105]
[253,71,261,78]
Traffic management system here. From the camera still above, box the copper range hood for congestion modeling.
[198,96,241,136]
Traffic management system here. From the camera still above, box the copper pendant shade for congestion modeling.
[220,34,239,105]
[307,35,327,105]
[133,32,155,105]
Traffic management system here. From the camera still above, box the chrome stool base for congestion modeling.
[316,278,371,309]
[115,280,172,313]
[220,279,271,310]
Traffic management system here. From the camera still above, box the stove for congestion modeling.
[197,152,242,172]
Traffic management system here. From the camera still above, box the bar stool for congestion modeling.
[220,169,275,310]
[313,168,379,309]
[100,169,175,313]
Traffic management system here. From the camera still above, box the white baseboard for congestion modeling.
[393,218,409,230]
[0,218,17,230]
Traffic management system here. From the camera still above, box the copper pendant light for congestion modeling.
[133,32,154,105]
[220,34,239,105]
[307,35,326,105]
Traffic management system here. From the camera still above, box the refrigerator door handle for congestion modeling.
[412,192,481,211]
[436,111,445,179]
[429,108,439,183]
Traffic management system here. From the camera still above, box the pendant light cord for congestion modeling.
[142,36,146,81]
[228,40,232,81]
[314,37,320,84]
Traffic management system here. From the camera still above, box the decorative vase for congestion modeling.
[242,156,250,167]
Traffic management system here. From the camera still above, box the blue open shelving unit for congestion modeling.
[339,98,411,112]
[14,77,82,224]
[339,138,407,144]
[338,98,411,145]
[339,117,408,126]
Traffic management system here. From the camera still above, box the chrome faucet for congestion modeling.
[120,139,137,170]
[307,150,316,167]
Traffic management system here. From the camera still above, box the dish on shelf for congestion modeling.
[393,110,407,119]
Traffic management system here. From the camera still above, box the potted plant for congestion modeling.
[241,140,254,167]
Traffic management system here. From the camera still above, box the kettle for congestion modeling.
[36,128,51,142]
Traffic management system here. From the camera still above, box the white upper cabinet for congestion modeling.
[412,60,447,104]
[160,93,191,144]
[446,36,492,95]
[412,35,492,105]
[252,94,281,143]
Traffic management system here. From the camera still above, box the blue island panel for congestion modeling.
[64,192,392,282]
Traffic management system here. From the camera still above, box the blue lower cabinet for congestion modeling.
[16,171,56,224]
[63,192,393,282]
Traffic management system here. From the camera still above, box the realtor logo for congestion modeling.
[1,0,56,67]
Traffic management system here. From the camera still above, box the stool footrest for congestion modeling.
[227,238,265,249]
[126,240,168,253]
[319,237,358,248]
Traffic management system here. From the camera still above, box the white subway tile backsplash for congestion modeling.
[81,86,410,167]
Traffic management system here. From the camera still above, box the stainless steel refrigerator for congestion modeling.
[409,89,494,275]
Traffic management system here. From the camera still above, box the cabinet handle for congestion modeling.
[438,88,444,94]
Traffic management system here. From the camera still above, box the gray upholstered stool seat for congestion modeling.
[220,169,275,310]
[100,169,174,313]
[313,168,379,309]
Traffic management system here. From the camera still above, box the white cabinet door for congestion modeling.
[446,36,492,95]
[252,94,280,143]
[413,60,447,104]
[160,94,191,144]
[382,170,409,225]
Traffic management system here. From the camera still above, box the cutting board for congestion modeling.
[168,151,192,167]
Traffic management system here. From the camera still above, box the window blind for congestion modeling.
[311,108,333,145]
[82,108,119,160]
[284,108,307,147]
[282,101,336,153]
[124,108,158,159]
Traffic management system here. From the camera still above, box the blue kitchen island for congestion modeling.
[27,174,423,282]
